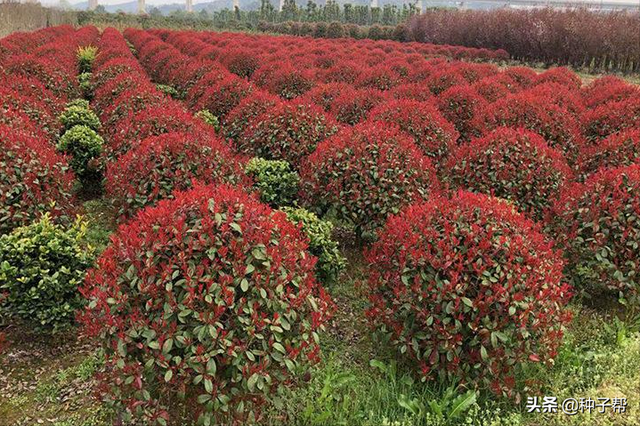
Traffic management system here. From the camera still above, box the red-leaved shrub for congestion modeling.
[369,99,459,163]
[329,87,387,125]
[552,164,640,301]
[237,102,339,167]
[105,132,248,218]
[0,125,74,234]
[577,129,640,179]
[446,128,573,221]
[479,91,583,160]
[300,122,439,235]
[437,85,487,141]
[222,91,282,143]
[366,191,572,394]
[80,184,332,424]
[193,75,254,120]
[581,93,640,142]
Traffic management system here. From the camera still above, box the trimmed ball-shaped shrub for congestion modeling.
[581,93,640,142]
[105,104,207,161]
[193,75,254,120]
[222,91,281,143]
[577,129,640,179]
[369,99,459,163]
[446,128,573,221]
[281,207,345,286]
[437,85,488,139]
[57,125,104,179]
[582,76,639,109]
[246,157,300,208]
[269,64,316,100]
[366,191,572,394]
[330,87,387,125]
[0,125,74,234]
[300,122,439,235]
[552,164,640,302]
[479,92,583,160]
[79,184,332,424]
[105,132,247,218]
[0,215,94,331]
[237,102,339,168]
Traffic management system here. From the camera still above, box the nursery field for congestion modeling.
[0,25,640,426]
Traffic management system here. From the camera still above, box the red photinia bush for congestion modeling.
[437,85,488,141]
[426,68,467,95]
[329,87,387,125]
[185,68,231,108]
[552,164,640,301]
[92,73,157,114]
[389,82,433,102]
[356,64,402,91]
[268,64,316,100]
[454,62,499,83]
[79,184,332,424]
[0,107,49,141]
[92,57,146,90]
[222,91,282,143]
[523,83,586,118]
[105,104,209,160]
[221,49,261,78]
[503,67,537,88]
[445,127,573,221]
[0,87,59,140]
[581,93,640,142]
[193,75,254,120]
[4,54,77,99]
[366,191,572,394]
[300,122,439,235]
[472,74,519,103]
[369,99,459,163]
[534,67,582,90]
[582,76,639,109]
[237,102,339,167]
[0,74,61,116]
[479,92,583,160]
[299,82,354,112]
[320,60,362,84]
[577,129,640,179]
[106,132,248,218]
[0,125,74,234]
[99,89,169,131]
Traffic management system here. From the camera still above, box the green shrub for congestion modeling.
[195,109,220,131]
[77,45,98,73]
[0,215,94,330]
[59,105,101,132]
[77,73,93,99]
[57,125,104,180]
[155,83,180,99]
[281,207,345,286]
[66,98,90,110]
[246,157,300,207]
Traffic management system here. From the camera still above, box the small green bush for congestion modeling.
[195,109,220,131]
[57,125,104,180]
[77,45,98,73]
[77,73,93,99]
[66,98,90,110]
[281,207,345,285]
[246,157,300,207]
[0,215,94,330]
[59,105,101,132]
[155,83,180,99]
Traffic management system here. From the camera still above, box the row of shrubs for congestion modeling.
[0,27,100,335]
